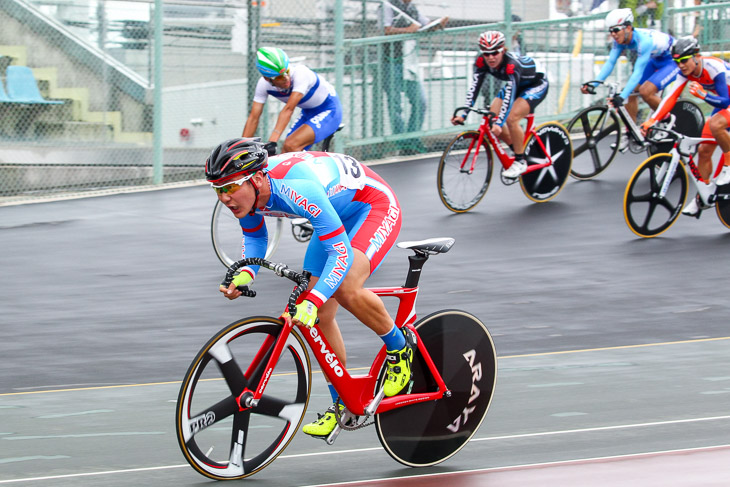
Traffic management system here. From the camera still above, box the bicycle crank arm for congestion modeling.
[365,389,385,417]
[325,409,358,445]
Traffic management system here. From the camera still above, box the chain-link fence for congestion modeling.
[1,0,729,203]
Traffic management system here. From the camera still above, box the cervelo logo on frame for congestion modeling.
[309,327,344,377]
[446,349,482,433]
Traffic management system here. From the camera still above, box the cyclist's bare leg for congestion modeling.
[307,249,395,371]
[282,124,316,153]
[309,279,347,367]
[697,143,716,181]
[638,81,662,111]
[709,112,730,170]
[488,97,531,152]
[625,94,639,123]
[331,249,394,337]
[503,98,531,155]
[488,98,512,146]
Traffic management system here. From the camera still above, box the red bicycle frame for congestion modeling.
[242,285,449,417]
[461,113,554,175]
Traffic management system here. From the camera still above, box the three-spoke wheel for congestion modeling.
[520,122,573,202]
[437,131,493,213]
[211,200,283,268]
[716,183,730,229]
[376,310,497,467]
[567,106,621,180]
[623,154,688,238]
[176,317,312,480]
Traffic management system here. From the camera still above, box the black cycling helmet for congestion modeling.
[205,137,268,186]
[672,36,700,60]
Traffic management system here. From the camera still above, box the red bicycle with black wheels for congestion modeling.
[438,106,573,213]
[175,237,497,480]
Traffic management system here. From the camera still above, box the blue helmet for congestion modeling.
[255,47,290,78]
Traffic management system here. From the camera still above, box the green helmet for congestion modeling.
[256,47,290,78]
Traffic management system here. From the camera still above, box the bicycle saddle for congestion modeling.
[397,237,455,254]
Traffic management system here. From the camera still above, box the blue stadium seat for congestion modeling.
[6,65,63,104]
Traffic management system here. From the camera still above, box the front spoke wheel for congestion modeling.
[567,106,620,180]
[176,318,311,480]
[623,154,687,238]
[437,131,493,213]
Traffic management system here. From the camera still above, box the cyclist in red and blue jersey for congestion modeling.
[205,138,412,438]
[243,47,343,156]
[450,30,549,179]
[581,8,679,151]
[641,36,730,217]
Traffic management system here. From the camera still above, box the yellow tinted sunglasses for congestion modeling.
[674,55,693,64]
[211,174,253,195]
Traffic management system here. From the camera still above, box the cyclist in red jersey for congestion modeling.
[641,36,730,216]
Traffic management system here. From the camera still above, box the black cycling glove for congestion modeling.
[611,95,624,108]
[264,141,278,156]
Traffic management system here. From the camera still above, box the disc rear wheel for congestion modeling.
[520,122,573,202]
[375,310,497,467]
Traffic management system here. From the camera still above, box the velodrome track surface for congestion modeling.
[2,149,730,486]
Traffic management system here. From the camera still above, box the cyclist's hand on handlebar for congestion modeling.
[220,270,254,300]
[451,115,466,126]
[689,81,707,100]
[264,141,278,156]
[292,299,318,328]
[491,123,502,137]
[580,83,595,95]
[609,95,624,108]
[640,119,655,137]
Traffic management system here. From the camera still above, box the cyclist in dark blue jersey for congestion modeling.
[205,137,412,438]
[451,30,549,179]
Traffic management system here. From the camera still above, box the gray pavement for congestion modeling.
[2,150,729,485]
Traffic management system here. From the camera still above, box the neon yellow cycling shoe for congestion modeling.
[302,403,344,437]
[383,329,415,397]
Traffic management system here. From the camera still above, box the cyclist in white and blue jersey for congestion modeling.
[205,137,412,439]
[243,47,343,156]
[581,9,679,150]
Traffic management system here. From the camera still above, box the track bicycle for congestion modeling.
[623,126,730,238]
[176,237,497,480]
[567,80,704,180]
[438,106,573,213]
[211,126,342,268]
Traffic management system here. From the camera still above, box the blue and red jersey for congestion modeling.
[236,151,401,307]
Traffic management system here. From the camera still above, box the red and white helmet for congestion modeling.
[478,31,506,54]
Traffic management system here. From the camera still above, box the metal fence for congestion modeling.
[1,0,729,203]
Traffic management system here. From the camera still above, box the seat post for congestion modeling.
[404,253,428,289]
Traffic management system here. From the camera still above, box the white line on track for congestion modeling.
[2,415,729,484]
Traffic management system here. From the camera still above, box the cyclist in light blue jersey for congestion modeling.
[243,47,343,156]
[205,137,412,439]
[581,8,679,150]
